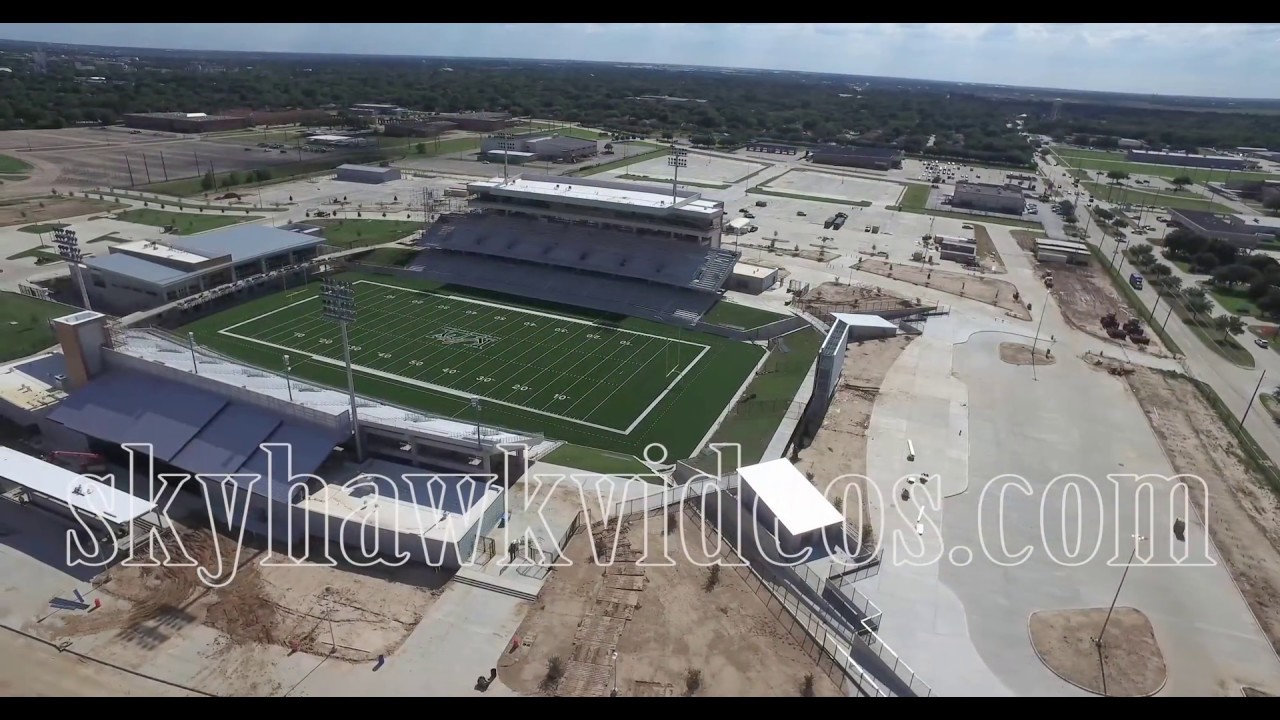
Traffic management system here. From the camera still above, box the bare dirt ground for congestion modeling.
[0,196,127,227]
[999,341,1057,366]
[854,258,1031,320]
[0,630,201,697]
[971,225,1007,273]
[1125,367,1280,655]
[35,527,441,695]
[803,281,911,307]
[792,335,914,545]
[1013,237,1170,357]
[498,513,841,697]
[1030,607,1166,697]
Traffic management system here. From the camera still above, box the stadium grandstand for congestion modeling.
[408,174,738,324]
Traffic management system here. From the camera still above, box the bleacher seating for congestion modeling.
[405,251,719,322]
[420,216,739,293]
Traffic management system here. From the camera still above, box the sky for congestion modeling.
[4,23,1278,99]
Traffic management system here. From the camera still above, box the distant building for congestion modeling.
[335,164,401,184]
[1168,209,1279,250]
[305,134,369,148]
[1126,150,1256,171]
[808,145,904,170]
[745,141,798,155]
[480,132,599,164]
[121,112,251,133]
[934,234,978,263]
[383,120,456,138]
[347,103,407,117]
[432,111,513,132]
[951,182,1025,215]
[82,226,324,313]
[1116,138,1146,149]
[725,262,777,294]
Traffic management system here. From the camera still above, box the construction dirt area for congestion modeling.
[32,526,443,696]
[794,281,917,323]
[0,195,129,227]
[497,510,842,697]
[1118,362,1280,656]
[792,335,915,544]
[854,258,1032,320]
[1013,233,1169,357]
[999,342,1056,366]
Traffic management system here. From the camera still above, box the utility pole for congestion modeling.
[283,354,294,402]
[1240,369,1267,432]
[124,154,135,186]
[188,332,199,374]
[471,396,483,450]
[159,151,169,182]
[320,279,363,460]
[142,154,153,185]
[1095,534,1147,651]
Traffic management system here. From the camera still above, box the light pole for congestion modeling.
[53,228,93,311]
[188,332,199,374]
[470,396,482,449]
[610,649,618,697]
[668,145,687,204]
[283,354,294,402]
[320,279,363,460]
[1095,534,1146,650]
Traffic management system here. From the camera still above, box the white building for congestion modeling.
[737,458,846,555]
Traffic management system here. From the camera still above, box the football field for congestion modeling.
[218,279,711,434]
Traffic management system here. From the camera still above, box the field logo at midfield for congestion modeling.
[430,327,498,349]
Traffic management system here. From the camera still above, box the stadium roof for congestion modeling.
[469,174,720,214]
[1171,208,1245,233]
[738,458,844,536]
[84,251,193,286]
[47,369,346,500]
[832,313,898,330]
[810,145,903,159]
[955,181,1023,199]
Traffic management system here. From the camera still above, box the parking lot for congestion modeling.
[757,169,904,205]
[601,152,769,187]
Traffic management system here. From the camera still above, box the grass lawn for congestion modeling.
[746,187,872,206]
[688,327,823,471]
[403,137,483,157]
[358,247,420,266]
[1210,287,1260,317]
[5,247,64,265]
[900,183,932,209]
[701,300,790,330]
[309,219,420,248]
[573,144,668,177]
[17,223,69,235]
[0,292,71,362]
[184,273,766,459]
[1054,148,1279,184]
[541,443,663,482]
[0,154,33,173]
[114,209,263,234]
[0,175,29,182]
[1080,181,1236,213]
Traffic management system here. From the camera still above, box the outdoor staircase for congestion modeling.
[453,566,543,602]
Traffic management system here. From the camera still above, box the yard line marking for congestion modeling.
[219,326,632,433]
[613,343,711,435]
[558,333,662,416]
[488,320,598,404]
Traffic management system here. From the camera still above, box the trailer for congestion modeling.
[824,215,837,229]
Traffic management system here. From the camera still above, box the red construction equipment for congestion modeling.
[45,451,107,474]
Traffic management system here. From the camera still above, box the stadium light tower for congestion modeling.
[53,228,93,310]
[320,279,363,460]
[668,145,687,204]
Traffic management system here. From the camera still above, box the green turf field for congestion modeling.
[1053,147,1279,184]
[185,273,766,458]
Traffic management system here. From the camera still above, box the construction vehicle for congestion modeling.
[1043,271,1054,288]
[46,451,108,473]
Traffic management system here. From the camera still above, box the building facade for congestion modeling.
[1168,209,1279,250]
[1126,150,1256,171]
[951,182,1025,214]
[121,112,251,133]
[808,145,904,170]
[481,132,600,163]
[335,164,401,184]
[432,112,513,132]
[82,225,324,313]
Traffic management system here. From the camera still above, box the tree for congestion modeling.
[1149,262,1173,281]
[414,142,426,155]
[1184,287,1213,316]
[1106,170,1130,183]
[200,170,216,191]
[1258,287,1280,318]
[1211,263,1261,287]
[1171,175,1194,191]
[1214,313,1246,341]
[1094,207,1114,221]
[1264,193,1280,215]
[1193,252,1220,272]
[1162,275,1183,294]
[1130,243,1154,260]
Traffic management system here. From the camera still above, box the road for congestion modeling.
[1037,153,1280,466]
[0,629,199,696]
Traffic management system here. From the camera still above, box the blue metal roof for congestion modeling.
[83,252,193,286]
[49,370,343,496]
[169,403,283,476]
[169,224,324,265]
[47,371,227,461]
